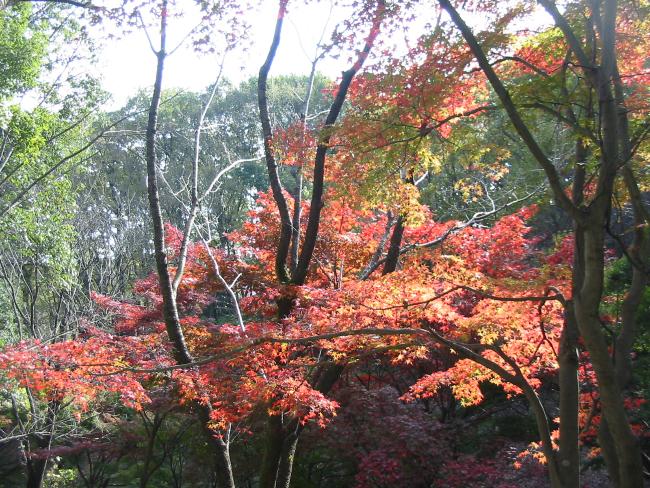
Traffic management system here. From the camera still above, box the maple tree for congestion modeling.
[1,0,649,487]
[433,1,649,486]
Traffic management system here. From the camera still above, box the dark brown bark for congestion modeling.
[292,2,385,285]
[258,0,292,284]
[573,6,643,477]
[290,63,360,285]
[592,61,649,488]
[382,215,405,275]
[25,449,48,488]
[259,415,284,488]
[557,139,586,488]
[258,0,385,286]
[25,458,48,488]
[144,2,192,366]
[558,302,580,488]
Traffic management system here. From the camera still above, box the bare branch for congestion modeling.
[201,240,246,333]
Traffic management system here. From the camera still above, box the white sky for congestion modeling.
[93,1,552,110]
[97,1,361,109]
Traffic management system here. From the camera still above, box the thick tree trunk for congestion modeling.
[382,215,405,275]
[555,139,587,488]
[575,223,643,488]
[581,37,642,483]
[25,458,47,488]
[258,415,284,488]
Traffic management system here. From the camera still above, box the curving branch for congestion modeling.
[438,0,581,222]
[90,327,430,375]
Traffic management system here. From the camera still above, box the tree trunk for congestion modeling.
[520,384,564,488]
[210,436,236,488]
[25,455,47,488]
[258,415,284,488]
[382,215,405,275]
[558,302,580,488]
[140,413,164,488]
[555,139,587,488]
[143,6,236,486]
[275,424,299,488]
[574,223,643,488]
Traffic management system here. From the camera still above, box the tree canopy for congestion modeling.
[0,1,648,487]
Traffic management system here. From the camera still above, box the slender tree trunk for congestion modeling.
[25,458,48,488]
[143,5,235,486]
[289,167,302,274]
[288,60,317,275]
[140,413,164,488]
[558,302,580,488]
[520,383,564,488]
[24,402,57,488]
[258,0,292,284]
[209,433,236,488]
[275,423,299,488]
[616,248,647,387]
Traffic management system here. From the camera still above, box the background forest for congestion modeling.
[0,0,648,487]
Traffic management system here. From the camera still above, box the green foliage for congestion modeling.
[0,3,47,100]
[0,106,81,284]
[43,468,78,488]
[604,258,650,347]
